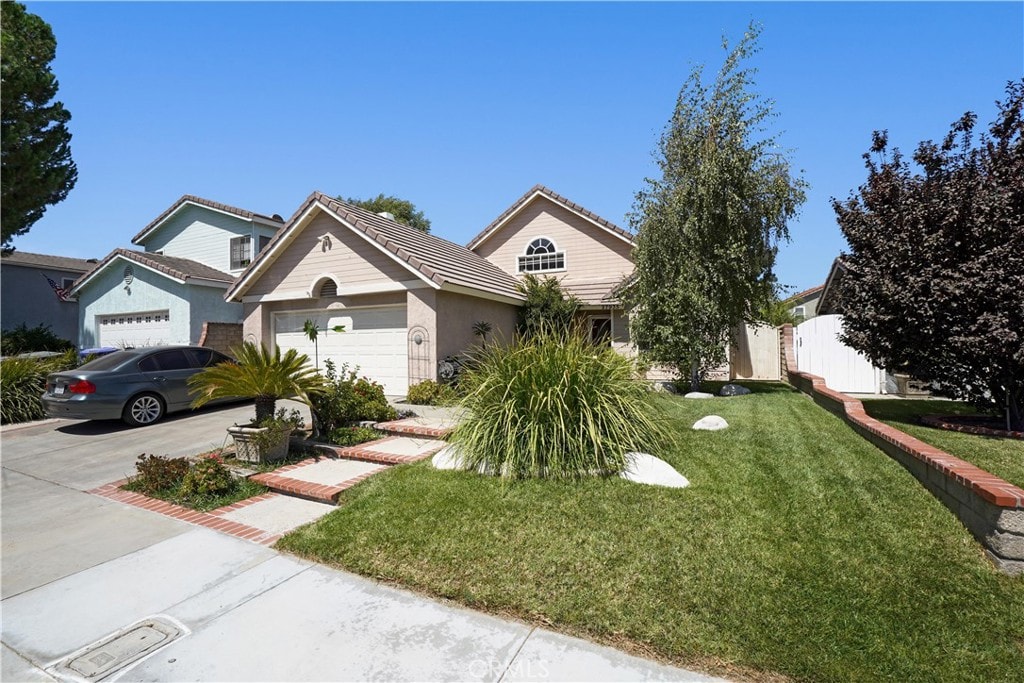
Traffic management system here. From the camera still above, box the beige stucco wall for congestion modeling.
[473,197,633,286]
[435,291,518,361]
[245,212,415,298]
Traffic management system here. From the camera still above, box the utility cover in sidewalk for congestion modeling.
[56,616,182,680]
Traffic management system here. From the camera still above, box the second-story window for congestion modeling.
[517,237,565,273]
[230,236,252,270]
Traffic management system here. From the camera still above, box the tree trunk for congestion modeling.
[254,397,276,424]
[689,361,701,393]
[1007,387,1023,432]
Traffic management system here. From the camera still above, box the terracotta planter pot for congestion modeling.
[227,424,293,464]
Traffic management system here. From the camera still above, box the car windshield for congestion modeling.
[77,351,139,371]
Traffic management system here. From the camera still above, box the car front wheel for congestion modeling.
[123,393,165,427]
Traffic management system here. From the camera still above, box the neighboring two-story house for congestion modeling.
[0,251,98,344]
[70,195,283,350]
[224,186,636,395]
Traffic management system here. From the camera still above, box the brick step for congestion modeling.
[295,436,447,465]
[374,418,454,439]
[250,456,390,505]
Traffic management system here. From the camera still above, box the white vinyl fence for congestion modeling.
[794,314,883,394]
[731,324,781,380]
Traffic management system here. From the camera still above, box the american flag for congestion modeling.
[43,274,73,302]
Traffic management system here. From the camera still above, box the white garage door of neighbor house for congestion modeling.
[98,310,171,348]
[274,307,408,395]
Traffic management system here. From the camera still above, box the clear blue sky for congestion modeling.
[16,1,1024,294]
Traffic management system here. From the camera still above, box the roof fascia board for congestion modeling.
[241,279,428,304]
[440,282,524,307]
[73,253,186,294]
[471,191,634,251]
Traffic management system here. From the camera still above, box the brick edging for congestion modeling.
[88,480,282,546]
[778,324,1024,575]
[920,415,1024,440]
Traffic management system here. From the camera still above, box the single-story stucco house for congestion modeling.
[225,185,637,394]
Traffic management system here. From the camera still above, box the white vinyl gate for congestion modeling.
[794,314,883,394]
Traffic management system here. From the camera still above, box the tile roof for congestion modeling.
[73,248,235,293]
[0,250,97,273]
[785,284,825,303]
[467,184,635,251]
[561,278,626,306]
[227,192,525,303]
[132,195,284,245]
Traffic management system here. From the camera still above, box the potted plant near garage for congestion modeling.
[188,342,324,463]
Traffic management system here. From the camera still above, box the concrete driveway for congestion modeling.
[1,407,725,683]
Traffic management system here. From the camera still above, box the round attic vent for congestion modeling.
[123,265,134,286]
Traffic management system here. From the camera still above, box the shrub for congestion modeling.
[132,454,190,495]
[406,379,456,406]
[0,349,79,424]
[450,327,670,479]
[0,323,75,356]
[310,360,396,435]
[328,425,385,447]
[180,455,233,496]
[516,274,581,338]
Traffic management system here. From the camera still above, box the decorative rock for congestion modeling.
[692,415,728,431]
[651,381,678,394]
[431,445,466,470]
[683,391,715,399]
[620,452,690,488]
[719,383,751,396]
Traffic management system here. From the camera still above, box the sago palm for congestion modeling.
[189,342,324,423]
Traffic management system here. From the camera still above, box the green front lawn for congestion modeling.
[862,399,1024,489]
[278,384,1024,682]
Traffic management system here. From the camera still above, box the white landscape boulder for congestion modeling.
[692,415,729,431]
[683,391,715,399]
[431,444,466,470]
[620,452,690,488]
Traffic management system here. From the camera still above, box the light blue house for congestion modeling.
[71,195,283,350]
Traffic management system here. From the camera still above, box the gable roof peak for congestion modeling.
[467,184,634,251]
[132,194,285,245]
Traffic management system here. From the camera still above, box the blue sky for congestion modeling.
[17,1,1024,294]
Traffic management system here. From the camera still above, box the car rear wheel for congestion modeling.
[123,393,165,427]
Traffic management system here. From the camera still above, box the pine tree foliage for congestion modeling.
[833,80,1024,430]
[623,23,806,389]
[1,2,78,250]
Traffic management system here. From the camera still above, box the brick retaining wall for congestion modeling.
[779,324,1024,575]
[198,322,243,356]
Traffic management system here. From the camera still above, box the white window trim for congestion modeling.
[516,235,567,274]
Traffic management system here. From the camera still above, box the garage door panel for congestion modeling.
[98,310,171,348]
[274,307,408,395]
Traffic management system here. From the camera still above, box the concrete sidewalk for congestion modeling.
[2,527,725,682]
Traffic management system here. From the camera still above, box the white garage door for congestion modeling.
[274,307,408,395]
[98,310,171,348]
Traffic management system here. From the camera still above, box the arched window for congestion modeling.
[517,237,566,273]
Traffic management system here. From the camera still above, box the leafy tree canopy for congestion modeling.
[832,80,1024,430]
[621,23,806,390]
[516,274,580,338]
[342,193,431,233]
[1,1,78,251]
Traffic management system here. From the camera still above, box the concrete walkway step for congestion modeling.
[250,457,390,504]
[296,436,447,466]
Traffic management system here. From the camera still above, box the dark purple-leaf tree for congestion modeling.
[832,80,1024,430]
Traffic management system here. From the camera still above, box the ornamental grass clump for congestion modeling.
[450,327,669,479]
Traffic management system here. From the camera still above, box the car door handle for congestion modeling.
[152,376,167,382]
